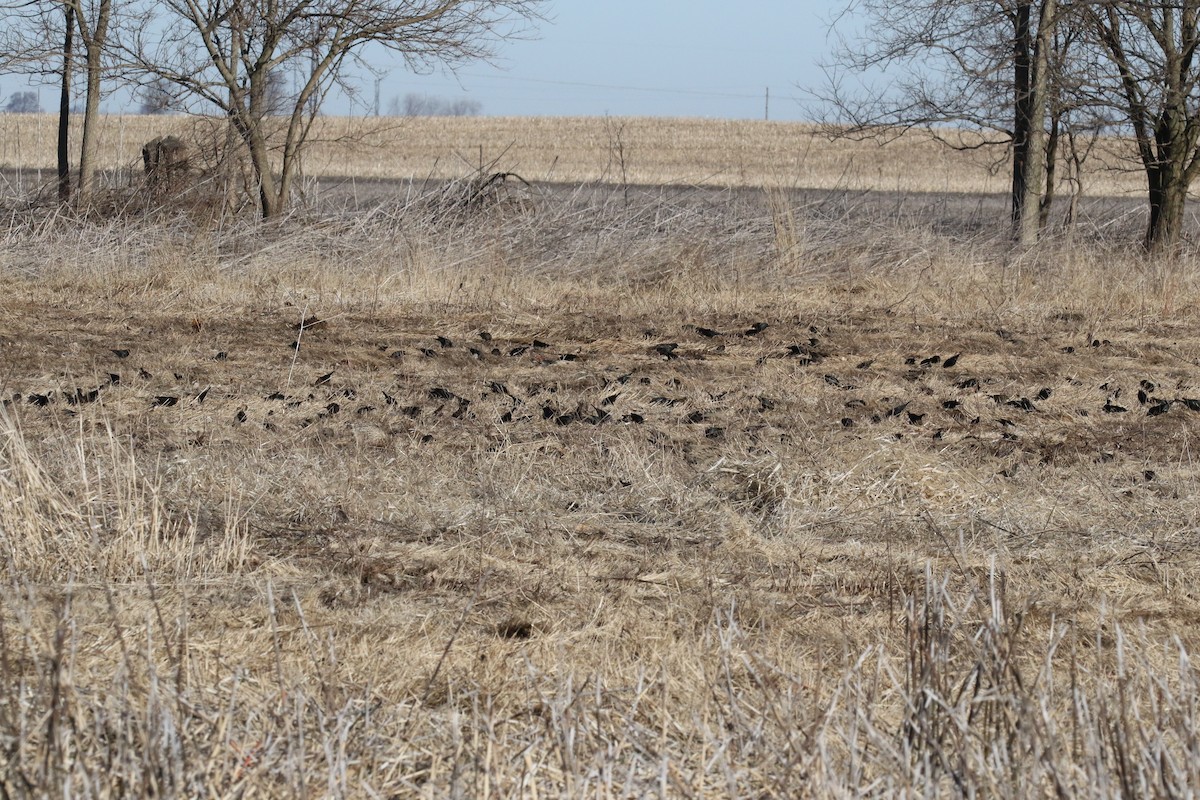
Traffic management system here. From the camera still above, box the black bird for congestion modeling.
[1148,401,1171,417]
[66,388,100,405]
[942,353,961,369]
[654,343,679,359]
[695,326,721,338]
[745,322,769,336]
[314,371,334,386]
[436,336,454,348]
[152,396,178,408]
[112,349,130,359]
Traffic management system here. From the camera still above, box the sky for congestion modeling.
[365,1,843,121]
[0,0,850,120]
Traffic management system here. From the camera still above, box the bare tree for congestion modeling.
[127,0,542,219]
[2,89,41,112]
[57,1,73,203]
[402,92,482,116]
[822,0,1069,245]
[1086,1,1200,252]
[69,0,113,204]
[138,76,173,113]
[0,0,119,206]
[0,1,74,201]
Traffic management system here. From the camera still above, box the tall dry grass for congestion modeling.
[1,128,1199,795]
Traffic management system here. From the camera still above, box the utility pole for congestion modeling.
[764,86,769,121]
[374,76,381,117]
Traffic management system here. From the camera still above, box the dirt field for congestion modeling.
[2,122,1200,796]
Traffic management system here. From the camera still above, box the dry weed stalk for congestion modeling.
[0,177,1198,795]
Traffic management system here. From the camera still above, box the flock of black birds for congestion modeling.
[6,316,1198,464]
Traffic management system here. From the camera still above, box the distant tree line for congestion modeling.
[2,89,40,113]
[391,92,482,117]
[826,0,1200,253]
[0,0,541,218]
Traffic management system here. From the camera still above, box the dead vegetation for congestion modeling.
[0,113,1152,196]
[1,144,1200,795]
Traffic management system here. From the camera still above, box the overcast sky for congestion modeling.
[0,1,850,119]
[369,1,844,120]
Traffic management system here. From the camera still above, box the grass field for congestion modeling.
[0,112,1150,195]
[2,115,1200,796]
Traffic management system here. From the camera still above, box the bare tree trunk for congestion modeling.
[1063,130,1083,231]
[1011,2,1033,238]
[1145,163,1188,254]
[241,123,280,219]
[1013,0,1057,246]
[57,2,74,206]
[1040,111,1060,230]
[77,42,103,203]
[76,0,111,205]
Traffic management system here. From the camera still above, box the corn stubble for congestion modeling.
[2,169,1200,796]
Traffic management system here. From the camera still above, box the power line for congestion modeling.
[455,71,816,105]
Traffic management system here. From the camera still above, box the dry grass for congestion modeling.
[1,124,1198,795]
[0,113,1149,195]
